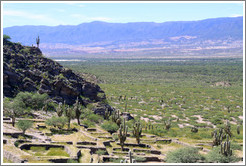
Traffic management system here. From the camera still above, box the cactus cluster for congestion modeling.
[133,121,142,144]
[212,128,224,146]
[220,135,232,157]
[118,118,128,151]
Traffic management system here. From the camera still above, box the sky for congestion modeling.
[2,1,244,28]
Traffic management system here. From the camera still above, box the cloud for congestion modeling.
[66,3,85,8]
[3,9,66,26]
[3,9,48,20]
[230,14,243,17]
[70,14,113,22]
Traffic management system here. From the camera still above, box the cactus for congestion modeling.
[42,103,48,114]
[65,106,75,129]
[104,108,110,120]
[112,110,121,126]
[125,100,128,112]
[220,135,232,157]
[56,103,63,117]
[73,97,82,125]
[212,128,224,146]
[133,121,142,144]
[36,36,40,48]
[118,118,128,151]
[191,127,198,133]
[164,117,171,130]
[224,120,232,137]
[237,125,240,135]
[129,150,133,163]
[120,150,136,163]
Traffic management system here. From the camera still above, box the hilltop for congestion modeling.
[3,39,112,112]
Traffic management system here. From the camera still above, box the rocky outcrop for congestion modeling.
[3,41,111,111]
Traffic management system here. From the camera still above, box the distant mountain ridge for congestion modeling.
[4,17,243,45]
[3,17,243,58]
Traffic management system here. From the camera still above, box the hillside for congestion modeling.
[3,17,243,58]
[3,39,112,112]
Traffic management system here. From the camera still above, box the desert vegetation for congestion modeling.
[3,39,243,163]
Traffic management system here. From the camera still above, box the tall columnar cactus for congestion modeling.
[118,118,128,151]
[125,100,128,112]
[220,135,232,157]
[73,97,82,125]
[164,117,171,130]
[224,120,232,137]
[129,150,133,163]
[112,110,121,126]
[212,128,224,146]
[104,108,110,120]
[56,103,63,117]
[133,121,142,144]
[65,106,74,129]
[120,150,136,163]
[237,125,240,135]
[36,36,40,48]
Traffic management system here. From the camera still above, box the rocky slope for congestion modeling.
[3,41,112,113]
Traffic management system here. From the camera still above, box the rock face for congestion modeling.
[3,41,112,111]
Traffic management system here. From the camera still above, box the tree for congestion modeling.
[16,120,33,134]
[45,116,67,129]
[3,98,25,127]
[3,35,11,44]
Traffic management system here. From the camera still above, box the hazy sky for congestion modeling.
[2,1,244,28]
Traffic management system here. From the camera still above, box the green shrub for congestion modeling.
[101,120,119,134]
[81,119,95,127]
[87,114,103,123]
[205,146,240,163]
[166,147,205,163]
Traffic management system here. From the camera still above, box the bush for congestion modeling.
[16,120,33,134]
[87,114,103,123]
[15,92,48,110]
[101,121,119,134]
[81,119,95,127]
[205,146,240,163]
[166,147,205,163]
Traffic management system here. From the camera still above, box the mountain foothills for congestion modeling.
[3,17,243,58]
[3,39,112,113]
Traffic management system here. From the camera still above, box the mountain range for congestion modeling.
[3,16,243,58]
